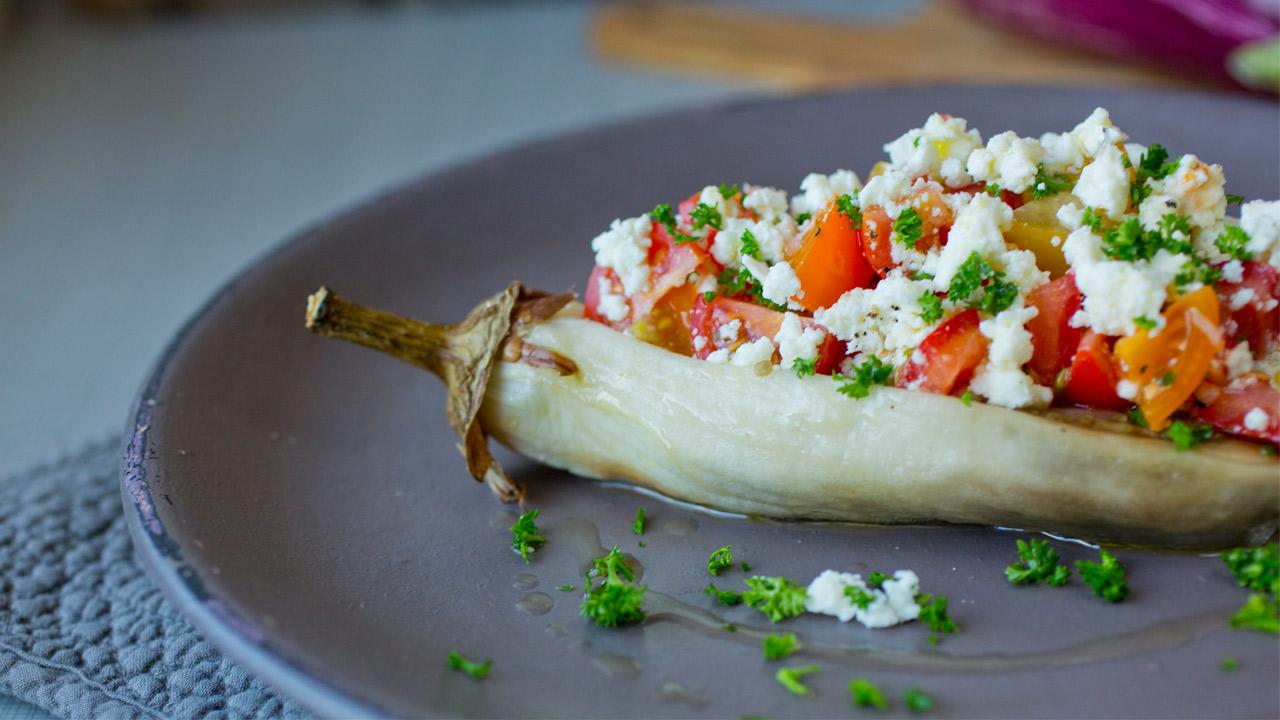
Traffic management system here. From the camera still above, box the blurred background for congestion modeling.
[0,1,1276,718]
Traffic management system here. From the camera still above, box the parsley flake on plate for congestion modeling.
[904,687,935,713]
[632,507,646,536]
[917,593,957,634]
[763,632,800,661]
[1005,538,1071,586]
[704,581,743,606]
[510,509,545,563]
[849,677,888,709]
[447,651,492,680]
[707,545,735,575]
[1221,544,1278,593]
[1076,550,1129,602]
[581,546,646,628]
[1229,593,1279,634]
[743,576,809,622]
[775,664,820,697]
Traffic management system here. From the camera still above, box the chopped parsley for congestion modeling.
[581,546,646,627]
[850,677,888,709]
[1081,207,1104,231]
[835,192,862,225]
[1215,225,1253,261]
[947,251,1017,313]
[1167,420,1213,451]
[650,202,699,244]
[556,584,577,592]
[723,623,737,633]
[741,561,752,572]
[795,211,812,224]
[917,593,957,634]
[632,507,646,536]
[763,632,800,660]
[1220,656,1239,672]
[844,584,877,609]
[793,357,817,378]
[743,576,809,622]
[717,182,741,200]
[1100,214,1210,285]
[1076,550,1129,602]
[707,545,735,575]
[866,571,886,588]
[1127,406,1149,428]
[1133,316,1157,331]
[919,291,944,324]
[1100,218,1159,261]
[716,267,787,311]
[1005,538,1071,586]
[984,183,1001,197]
[1226,193,1246,206]
[1131,143,1180,206]
[702,290,716,302]
[904,687,935,713]
[833,357,895,400]
[1031,164,1072,199]
[1174,256,1222,289]
[893,207,923,247]
[510,509,546,563]
[704,581,743,606]
[740,228,762,260]
[1221,544,1279,594]
[1229,593,1279,634]
[775,664,820,697]
[690,202,723,231]
[960,389,974,406]
[447,651,492,680]
[1159,371,1176,386]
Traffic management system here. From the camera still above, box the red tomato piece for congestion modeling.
[583,265,628,329]
[1026,273,1084,385]
[1193,376,1280,443]
[897,309,989,395]
[1217,260,1280,358]
[1061,331,1129,411]
[860,205,895,276]
[689,295,845,374]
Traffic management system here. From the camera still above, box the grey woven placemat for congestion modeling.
[0,439,308,720]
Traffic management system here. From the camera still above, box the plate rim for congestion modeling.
[118,83,1278,717]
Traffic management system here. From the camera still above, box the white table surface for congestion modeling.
[0,2,920,716]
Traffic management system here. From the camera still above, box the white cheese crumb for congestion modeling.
[934,193,1013,287]
[742,185,789,219]
[804,569,921,628]
[1244,407,1270,432]
[776,312,826,368]
[884,113,982,188]
[759,260,803,306]
[705,348,730,364]
[730,336,776,369]
[1241,200,1280,271]
[1040,107,1128,174]
[1056,201,1084,230]
[790,170,862,217]
[965,131,1044,194]
[1225,342,1253,380]
[1116,379,1138,400]
[590,215,653,295]
[1221,259,1245,284]
[1072,144,1130,218]
[1062,227,1181,336]
[595,275,629,322]
[715,318,742,347]
[970,305,1052,409]
[858,168,911,218]
[1230,288,1257,311]
[814,271,937,362]
[1150,155,1226,239]
[692,335,708,352]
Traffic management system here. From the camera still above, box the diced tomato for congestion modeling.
[955,183,1025,210]
[1026,273,1084,385]
[631,239,707,320]
[860,205,895,275]
[859,188,953,276]
[689,295,844,374]
[1193,376,1280,443]
[1113,287,1224,431]
[1216,260,1280,358]
[1060,331,1129,411]
[790,199,874,311]
[897,309,988,395]
[583,265,628,329]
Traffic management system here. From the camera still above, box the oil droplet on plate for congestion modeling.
[516,592,553,615]
[661,518,699,536]
[658,682,708,708]
[591,654,641,679]
[512,573,539,590]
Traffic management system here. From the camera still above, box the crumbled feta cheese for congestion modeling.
[1116,379,1138,400]
[1001,248,1050,295]
[1123,142,1147,168]
[790,170,862,217]
[711,216,748,268]
[713,216,794,268]
[856,168,911,218]
[1039,107,1128,174]
[591,215,653,295]
[705,348,730,363]
[965,131,1044,193]
[715,318,742,347]
[804,570,921,629]
[595,275,629,322]
[1062,227,1181,336]
[970,305,1052,409]
[1056,201,1084,230]
[1230,288,1257,311]
[814,271,938,362]
[1137,193,1182,233]
[884,113,983,188]
[1225,342,1253,380]
[743,185,789,219]
[776,312,826,368]
[698,185,733,218]
[1157,155,1226,233]
[730,336,776,369]
[1241,200,1280,270]
[693,335,708,352]
[1221,259,1245,284]
[1072,144,1130,218]
[759,260,803,306]
[934,193,1013,287]
[1244,407,1270,432]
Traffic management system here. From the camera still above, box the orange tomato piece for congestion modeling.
[1113,287,1224,431]
[789,199,874,311]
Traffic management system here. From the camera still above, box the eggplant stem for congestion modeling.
[305,284,575,503]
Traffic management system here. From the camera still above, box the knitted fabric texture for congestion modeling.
[0,440,308,720]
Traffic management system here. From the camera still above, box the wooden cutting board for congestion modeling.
[590,1,1215,92]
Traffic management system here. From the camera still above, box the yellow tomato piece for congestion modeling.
[1113,287,1223,431]
[1005,195,1074,278]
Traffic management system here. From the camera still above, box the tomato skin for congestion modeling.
[860,205,895,275]
[1193,376,1280,443]
[583,265,628,329]
[689,295,844,374]
[1217,261,1280,358]
[790,200,874,311]
[1060,331,1129,411]
[897,309,989,395]
[1026,273,1084,385]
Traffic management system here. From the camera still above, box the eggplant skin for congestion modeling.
[480,308,1279,549]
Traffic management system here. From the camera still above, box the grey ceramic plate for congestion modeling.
[123,87,1279,719]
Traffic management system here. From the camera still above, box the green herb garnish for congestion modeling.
[1220,656,1239,672]
[448,651,492,680]
[1221,545,1279,593]
[835,192,862,225]
[1081,207,1104,231]
[1215,225,1253,261]
[960,390,974,406]
[763,632,800,660]
[511,509,546,563]
[904,687,935,713]
[1130,144,1180,206]
[1226,193,1246,205]
[1076,550,1129,602]
[793,357,817,378]
[1127,406,1149,428]
[743,576,808,622]
[833,357,895,400]
[556,584,576,592]
[893,207,923,247]
[690,202,723,231]
[1167,420,1213,451]
[1133,316,1157,331]
[705,581,744,606]
[1032,164,1072,199]
[844,584,877,610]
[1005,538,1071,586]
[850,677,888,709]
[1229,593,1279,634]
[651,202,700,244]
[702,290,716,303]
[581,546,646,627]
[795,211,812,224]
[947,251,1016,313]
[917,593,957,634]
[632,507,646,536]
[775,664,820,697]
[919,291,944,324]
[984,183,1001,197]
[718,182,741,200]
[740,228,762,260]
[707,545,735,575]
